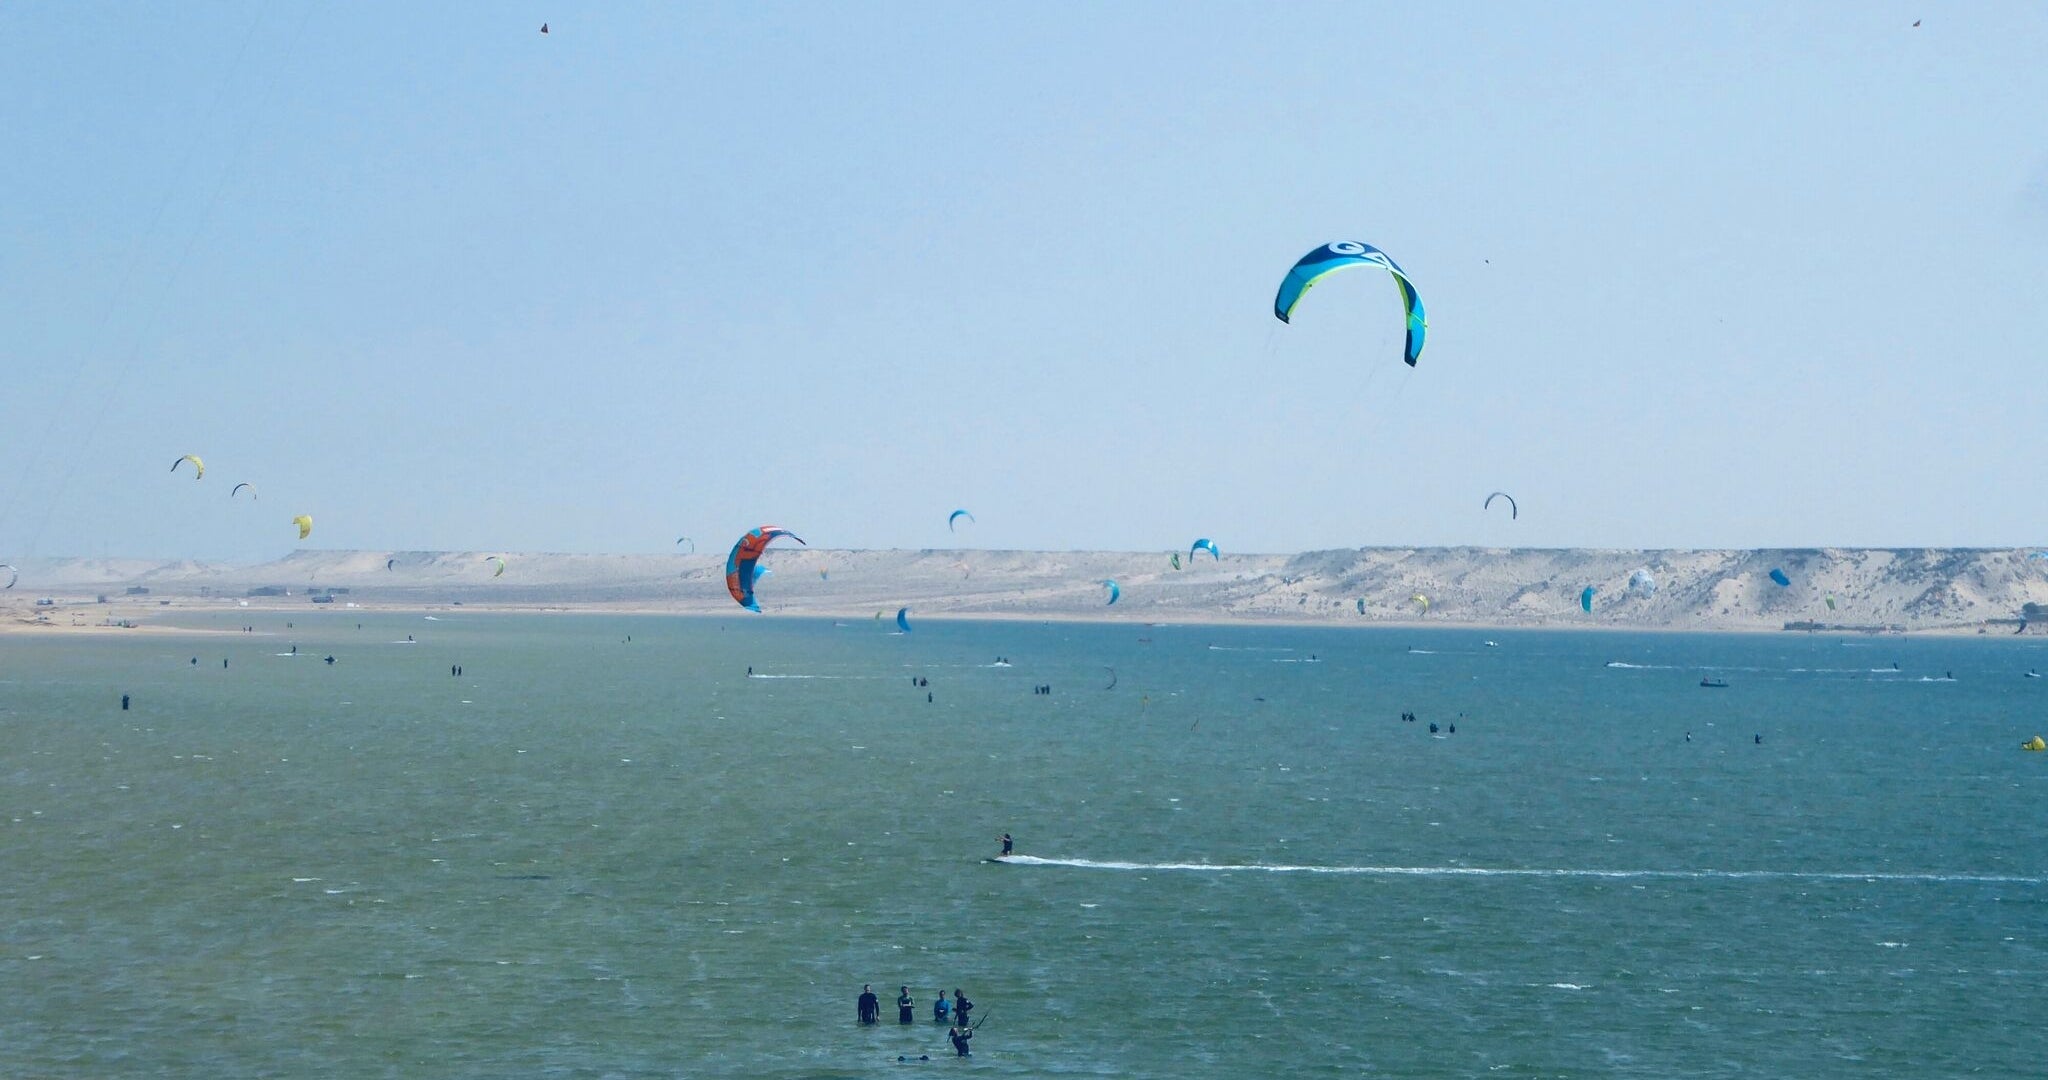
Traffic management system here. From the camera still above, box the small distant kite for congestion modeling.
[386,558,397,571]
[1629,568,1657,596]
[1356,598,1365,615]
[894,607,912,632]
[1,564,16,590]
[1102,579,1121,606]
[1170,553,1182,571]
[1580,586,1596,613]
[292,515,313,540]
[172,454,204,480]
[1190,538,1220,561]
[1912,19,1920,27]
[1768,568,1791,587]
[1825,593,1837,611]
[675,537,696,554]
[1410,593,1430,616]
[1484,491,1518,519]
[1274,241,1428,367]
[948,509,975,533]
[1103,666,1117,690]
[540,22,549,33]
[726,526,805,611]
[486,556,507,578]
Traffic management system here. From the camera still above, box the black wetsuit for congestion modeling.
[857,991,879,1024]
[950,1027,973,1056]
[898,991,914,1023]
[1001,835,1013,856]
[953,997,972,1028]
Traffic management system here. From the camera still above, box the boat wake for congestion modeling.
[992,855,2039,885]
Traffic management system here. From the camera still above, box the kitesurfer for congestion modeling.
[999,833,1013,857]
[857,984,880,1024]
[324,655,335,665]
[948,1025,973,1057]
[1754,734,1763,745]
[952,989,972,1028]
[121,694,130,711]
[898,986,915,1024]
[933,990,951,1023]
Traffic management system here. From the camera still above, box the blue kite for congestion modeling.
[1274,241,1427,367]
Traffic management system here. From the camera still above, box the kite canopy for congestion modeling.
[1768,568,1791,587]
[1102,579,1121,606]
[948,509,975,533]
[1484,491,1517,519]
[1356,598,1365,615]
[725,526,805,611]
[231,482,256,500]
[1,564,16,590]
[1410,593,1430,615]
[1629,568,1657,595]
[1190,538,1220,561]
[486,556,507,578]
[1825,593,1837,611]
[292,515,313,540]
[1170,553,1181,571]
[172,454,205,479]
[675,537,696,554]
[1580,586,1596,613]
[896,607,912,633]
[1274,241,1427,367]
[386,558,397,571]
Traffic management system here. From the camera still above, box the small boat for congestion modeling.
[1699,677,1728,688]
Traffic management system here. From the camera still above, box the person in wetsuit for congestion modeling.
[999,833,1013,857]
[948,1025,973,1056]
[933,989,951,1023]
[857,984,880,1024]
[951,989,972,1028]
[898,986,915,1024]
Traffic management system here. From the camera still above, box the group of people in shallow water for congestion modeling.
[858,984,978,1055]
[1400,711,1454,734]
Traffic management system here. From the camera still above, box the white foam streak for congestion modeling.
[993,855,2039,885]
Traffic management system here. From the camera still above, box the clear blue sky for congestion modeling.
[4,2,2044,561]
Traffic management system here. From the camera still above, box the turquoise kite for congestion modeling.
[1768,568,1791,587]
[1102,579,1121,606]
[896,606,912,633]
[948,509,974,533]
[1274,241,1427,367]
[1580,586,1596,613]
[1190,538,1219,561]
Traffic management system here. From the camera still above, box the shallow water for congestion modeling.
[4,615,2044,1076]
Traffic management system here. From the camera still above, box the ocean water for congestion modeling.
[3,614,2044,1077]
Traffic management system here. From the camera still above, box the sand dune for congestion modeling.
[7,547,2046,633]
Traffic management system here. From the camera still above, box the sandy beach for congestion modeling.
[4,546,2041,635]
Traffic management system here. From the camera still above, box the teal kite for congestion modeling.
[1580,586,1596,613]
[1102,579,1121,606]
[1274,241,1427,367]
[1190,538,1219,561]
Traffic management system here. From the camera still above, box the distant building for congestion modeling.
[310,595,334,604]
[124,586,150,596]
[247,586,289,597]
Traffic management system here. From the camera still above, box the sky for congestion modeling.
[3,2,2045,562]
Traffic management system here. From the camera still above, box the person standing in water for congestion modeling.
[897,986,915,1024]
[952,988,972,1029]
[857,984,879,1025]
[998,833,1013,857]
[948,1025,973,1057]
[933,989,951,1023]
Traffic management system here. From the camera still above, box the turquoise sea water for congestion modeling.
[4,614,2045,1077]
